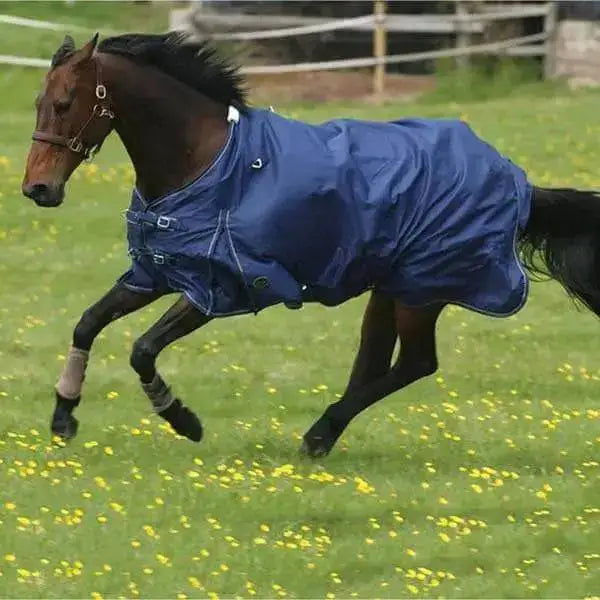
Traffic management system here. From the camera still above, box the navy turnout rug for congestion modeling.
[120,106,532,317]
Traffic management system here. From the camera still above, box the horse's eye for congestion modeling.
[53,99,72,114]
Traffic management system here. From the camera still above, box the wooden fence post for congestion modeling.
[544,1,558,78]
[455,1,470,69]
[373,0,387,97]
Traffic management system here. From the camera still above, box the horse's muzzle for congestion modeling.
[22,183,64,207]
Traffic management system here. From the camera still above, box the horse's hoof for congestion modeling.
[178,406,203,442]
[51,413,79,440]
[301,412,347,458]
[299,436,332,459]
[159,399,203,442]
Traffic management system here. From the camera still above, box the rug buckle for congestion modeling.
[156,216,172,230]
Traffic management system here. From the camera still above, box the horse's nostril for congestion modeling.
[22,183,49,201]
[22,183,63,207]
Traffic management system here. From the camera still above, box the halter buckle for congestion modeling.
[68,138,83,153]
[93,104,114,120]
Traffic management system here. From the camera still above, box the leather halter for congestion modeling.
[32,60,115,161]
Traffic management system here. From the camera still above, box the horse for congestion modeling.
[22,33,600,458]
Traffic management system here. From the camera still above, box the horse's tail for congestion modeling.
[519,186,600,312]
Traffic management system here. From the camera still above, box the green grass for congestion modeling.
[1,4,600,599]
[422,56,566,105]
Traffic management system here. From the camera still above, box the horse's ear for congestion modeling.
[79,33,99,61]
[63,35,75,51]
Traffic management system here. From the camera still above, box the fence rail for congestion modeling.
[0,13,119,35]
[188,3,553,37]
[205,14,378,41]
[240,32,548,74]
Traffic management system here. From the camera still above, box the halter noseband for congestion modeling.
[32,60,114,161]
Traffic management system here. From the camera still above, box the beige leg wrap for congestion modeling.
[142,373,175,413]
[56,346,89,400]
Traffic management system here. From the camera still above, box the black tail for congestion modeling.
[519,186,600,313]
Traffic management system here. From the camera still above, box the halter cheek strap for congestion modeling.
[32,63,115,161]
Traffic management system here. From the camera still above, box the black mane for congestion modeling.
[97,32,247,109]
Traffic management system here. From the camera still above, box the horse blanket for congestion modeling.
[120,106,533,317]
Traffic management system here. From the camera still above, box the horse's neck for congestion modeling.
[101,54,229,201]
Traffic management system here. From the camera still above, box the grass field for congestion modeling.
[1,3,600,599]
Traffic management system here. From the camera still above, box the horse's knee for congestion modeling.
[73,308,99,350]
[130,337,156,380]
[398,352,438,381]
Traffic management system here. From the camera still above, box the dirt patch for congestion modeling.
[246,70,435,104]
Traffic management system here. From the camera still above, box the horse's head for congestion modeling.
[22,34,114,207]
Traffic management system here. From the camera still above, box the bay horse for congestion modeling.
[22,33,600,458]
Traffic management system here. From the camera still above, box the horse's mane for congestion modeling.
[94,32,247,109]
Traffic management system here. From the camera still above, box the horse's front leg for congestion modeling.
[53,282,162,439]
[129,295,211,442]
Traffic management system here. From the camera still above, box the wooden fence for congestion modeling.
[1,1,558,95]
[180,1,558,94]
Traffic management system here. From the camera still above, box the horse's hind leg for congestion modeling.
[129,295,211,441]
[53,282,162,440]
[343,291,397,395]
[301,302,444,458]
